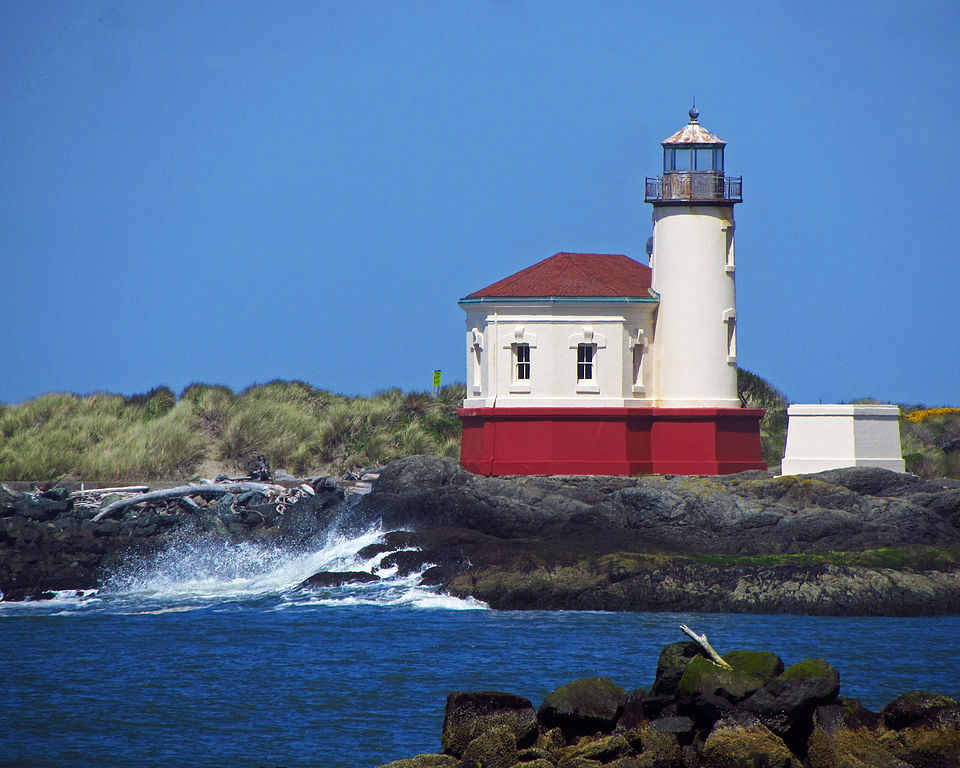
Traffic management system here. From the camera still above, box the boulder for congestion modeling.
[651,641,702,696]
[635,720,681,767]
[807,703,905,768]
[678,655,765,702]
[702,712,801,768]
[538,677,629,741]
[882,691,960,730]
[373,755,459,768]
[299,571,379,588]
[440,690,537,757]
[741,658,840,746]
[616,689,649,730]
[879,706,960,767]
[723,649,785,681]
[459,724,518,768]
[568,732,632,762]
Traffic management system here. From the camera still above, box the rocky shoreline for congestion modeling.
[3,456,960,614]
[372,637,960,768]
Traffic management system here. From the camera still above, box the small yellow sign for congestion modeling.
[433,370,442,387]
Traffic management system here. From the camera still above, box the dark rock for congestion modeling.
[616,689,648,731]
[441,691,537,757]
[741,658,840,750]
[882,691,960,730]
[245,453,271,481]
[881,706,960,768]
[538,677,628,741]
[942,438,960,454]
[648,715,694,740]
[299,571,379,588]
[652,641,702,696]
[813,699,881,734]
[806,702,897,768]
[702,711,801,768]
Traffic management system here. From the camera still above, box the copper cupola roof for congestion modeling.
[661,105,726,147]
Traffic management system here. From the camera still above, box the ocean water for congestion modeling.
[3,525,959,768]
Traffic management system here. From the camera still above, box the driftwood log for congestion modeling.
[680,623,733,670]
[91,481,287,522]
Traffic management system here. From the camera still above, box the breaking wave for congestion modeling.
[2,525,487,615]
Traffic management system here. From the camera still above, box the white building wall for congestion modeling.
[462,302,656,409]
[650,205,739,408]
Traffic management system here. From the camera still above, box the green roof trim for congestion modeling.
[459,291,660,306]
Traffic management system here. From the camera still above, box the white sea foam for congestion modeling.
[90,524,488,611]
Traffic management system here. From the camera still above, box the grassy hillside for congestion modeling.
[0,381,464,482]
[1,375,957,481]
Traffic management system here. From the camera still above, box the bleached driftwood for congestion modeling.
[91,481,286,522]
[70,486,150,498]
[680,624,733,671]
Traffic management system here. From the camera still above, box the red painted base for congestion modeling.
[459,407,767,476]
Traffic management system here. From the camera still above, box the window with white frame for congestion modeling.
[514,343,530,381]
[577,343,594,381]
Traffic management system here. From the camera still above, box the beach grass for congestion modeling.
[1,375,957,482]
[0,381,467,482]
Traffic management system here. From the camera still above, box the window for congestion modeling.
[515,343,530,381]
[577,344,594,381]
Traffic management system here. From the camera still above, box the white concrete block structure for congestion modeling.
[780,404,906,475]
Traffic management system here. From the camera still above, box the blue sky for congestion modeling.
[2,1,958,407]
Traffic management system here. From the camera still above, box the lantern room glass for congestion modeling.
[664,147,724,173]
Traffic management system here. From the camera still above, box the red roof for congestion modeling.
[463,252,653,299]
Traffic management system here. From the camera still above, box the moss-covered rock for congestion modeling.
[440,690,537,757]
[882,690,960,730]
[373,754,459,768]
[723,649,785,681]
[634,721,682,767]
[678,655,765,702]
[538,677,629,741]
[569,732,632,762]
[459,723,518,768]
[741,658,840,744]
[880,706,960,767]
[702,712,801,768]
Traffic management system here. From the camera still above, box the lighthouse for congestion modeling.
[647,105,741,408]
[458,108,765,476]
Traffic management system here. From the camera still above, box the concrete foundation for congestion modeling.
[780,404,906,475]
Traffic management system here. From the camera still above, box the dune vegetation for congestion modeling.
[0,372,956,482]
[0,381,464,482]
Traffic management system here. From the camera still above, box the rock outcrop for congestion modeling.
[341,457,960,615]
[4,456,960,613]
[374,641,960,768]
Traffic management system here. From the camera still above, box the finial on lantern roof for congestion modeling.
[689,99,699,123]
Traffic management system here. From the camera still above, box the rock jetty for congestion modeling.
[374,639,960,768]
[4,455,960,613]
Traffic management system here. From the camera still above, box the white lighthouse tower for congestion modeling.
[646,106,741,408]
[458,106,766,476]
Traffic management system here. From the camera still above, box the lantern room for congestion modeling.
[646,106,741,203]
